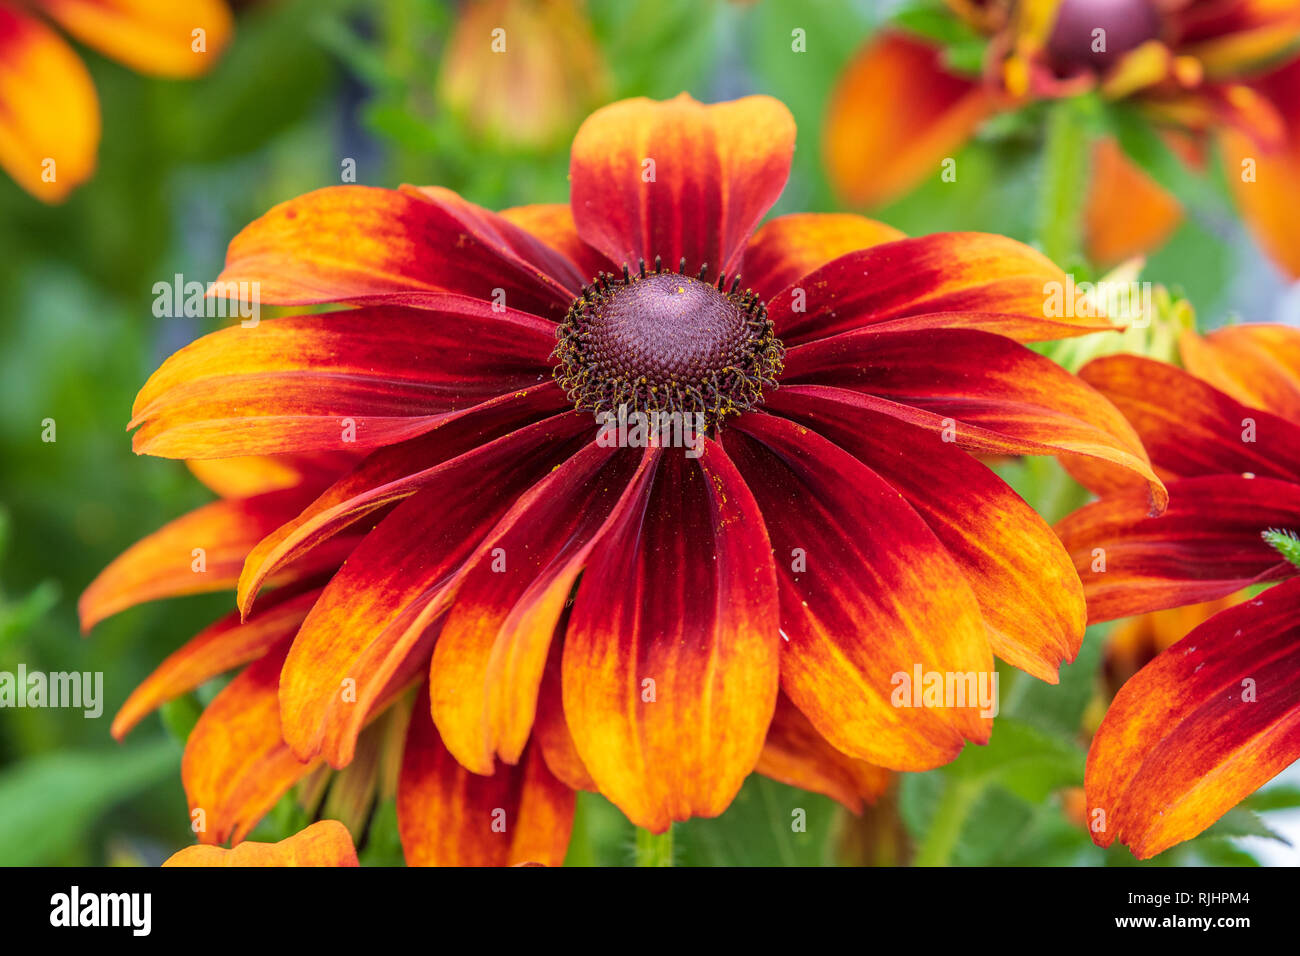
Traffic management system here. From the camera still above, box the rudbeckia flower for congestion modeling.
[0,0,231,202]
[92,93,1167,859]
[164,819,359,867]
[825,0,1300,273]
[1056,323,1300,858]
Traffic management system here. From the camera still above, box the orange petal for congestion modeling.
[824,32,996,207]
[724,413,994,771]
[112,584,320,740]
[0,6,98,202]
[78,486,341,631]
[182,641,321,845]
[163,820,359,867]
[568,93,796,277]
[740,212,906,302]
[1223,59,1300,279]
[186,453,355,500]
[765,387,1086,682]
[1083,137,1183,267]
[1086,577,1300,858]
[37,0,231,77]
[398,683,573,866]
[756,693,892,814]
[430,444,649,774]
[1180,324,1300,422]
[215,185,580,317]
[562,442,781,831]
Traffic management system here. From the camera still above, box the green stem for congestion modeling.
[913,779,983,867]
[634,826,674,867]
[1037,100,1091,268]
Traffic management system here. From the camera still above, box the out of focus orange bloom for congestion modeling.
[0,0,231,202]
[825,0,1300,274]
[437,0,609,149]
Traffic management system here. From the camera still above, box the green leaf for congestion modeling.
[1242,784,1300,812]
[0,740,178,865]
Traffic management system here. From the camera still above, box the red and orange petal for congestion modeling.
[569,93,796,277]
[764,386,1086,682]
[723,415,992,770]
[1104,590,1251,691]
[1086,577,1300,859]
[1083,137,1183,268]
[212,185,582,317]
[824,31,997,208]
[1180,324,1300,422]
[0,5,98,202]
[561,442,780,832]
[36,0,232,77]
[399,684,573,867]
[164,820,359,867]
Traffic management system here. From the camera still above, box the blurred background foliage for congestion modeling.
[1,0,1297,866]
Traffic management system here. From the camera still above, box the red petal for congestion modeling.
[215,185,580,318]
[533,628,595,792]
[130,306,560,459]
[430,444,650,773]
[498,202,614,282]
[561,442,781,831]
[398,683,573,866]
[1056,474,1298,622]
[1073,353,1300,493]
[766,233,1111,349]
[724,412,993,771]
[569,93,795,277]
[1222,60,1300,278]
[765,387,1085,682]
[781,330,1167,511]
[1086,578,1300,858]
